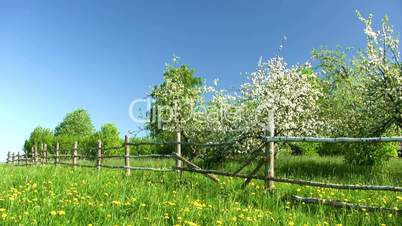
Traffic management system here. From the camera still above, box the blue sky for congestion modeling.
[0,0,401,161]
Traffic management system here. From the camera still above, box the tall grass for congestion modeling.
[0,156,401,225]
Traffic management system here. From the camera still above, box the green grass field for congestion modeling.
[0,156,401,225]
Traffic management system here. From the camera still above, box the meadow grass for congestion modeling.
[0,156,401,225]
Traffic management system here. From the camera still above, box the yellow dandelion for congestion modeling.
[112,201,121,206]
[50,211,57,216]
[184,220,200,226]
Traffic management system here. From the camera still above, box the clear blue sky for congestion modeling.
[0,0,401,161]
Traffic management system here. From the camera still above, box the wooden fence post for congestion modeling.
[34,146,38,164]
[25,151,28,165]
[16,152,20,165]
[55,142,60,165]
[73,141,78,168]
[124,135,130,176]
[6,152,10,164]
[40,143,44,164]
[11,152,15,165]
[44,144,48,164]
[97,140,102,172]
[31,147,35,164]
[265,111,275,189]
[175,131,182,174]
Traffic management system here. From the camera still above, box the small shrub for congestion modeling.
[344,142,399,167]
[318,143,347,156]
[290,143,320,156]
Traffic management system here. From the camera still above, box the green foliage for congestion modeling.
[129,137,166,155]
[290,143,320,156]
[318,143,347,156]
[148,61,203,135]
[54,109,95,153]
[95,123,122,155]
[344,143,399,167]
[24,127,54,154]
[55,109,95,137]
[147,60,204,155]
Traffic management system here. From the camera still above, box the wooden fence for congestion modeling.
[5,134,402,213]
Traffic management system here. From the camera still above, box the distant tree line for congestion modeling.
[23,109,121,156]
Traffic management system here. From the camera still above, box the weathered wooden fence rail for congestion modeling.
[7,136,402,189]
[264,136,402,143]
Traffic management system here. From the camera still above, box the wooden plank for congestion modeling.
[242,158,265,188]
[265,136,402,143]
[175,132,182,174]
[73,141,78,168]
[174,167,402,192]
[55,142,60,165]
[290,195,402,213]
[266,112,275,189]
[172,152,220,183]
[124,135,130,176]
[44,144,48,164]
[232,144,264,176]
[97,140,102,172]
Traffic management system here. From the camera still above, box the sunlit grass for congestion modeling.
[0,156,401,225]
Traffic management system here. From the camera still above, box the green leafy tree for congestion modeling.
[96,123,122,155]
[312,12,401,165]
[24,126,54,154]
[54,108,95,153]
[147,58,203,154]
[55,108,95,137]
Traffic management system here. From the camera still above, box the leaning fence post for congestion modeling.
[265,111,275,189]
[175,131,182,174]
[124,135,130,176]
[44,144,48,164]
[6,152,10,164]
[55,142,60,165]
[97,140,102,172]
[73,141,78,168]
